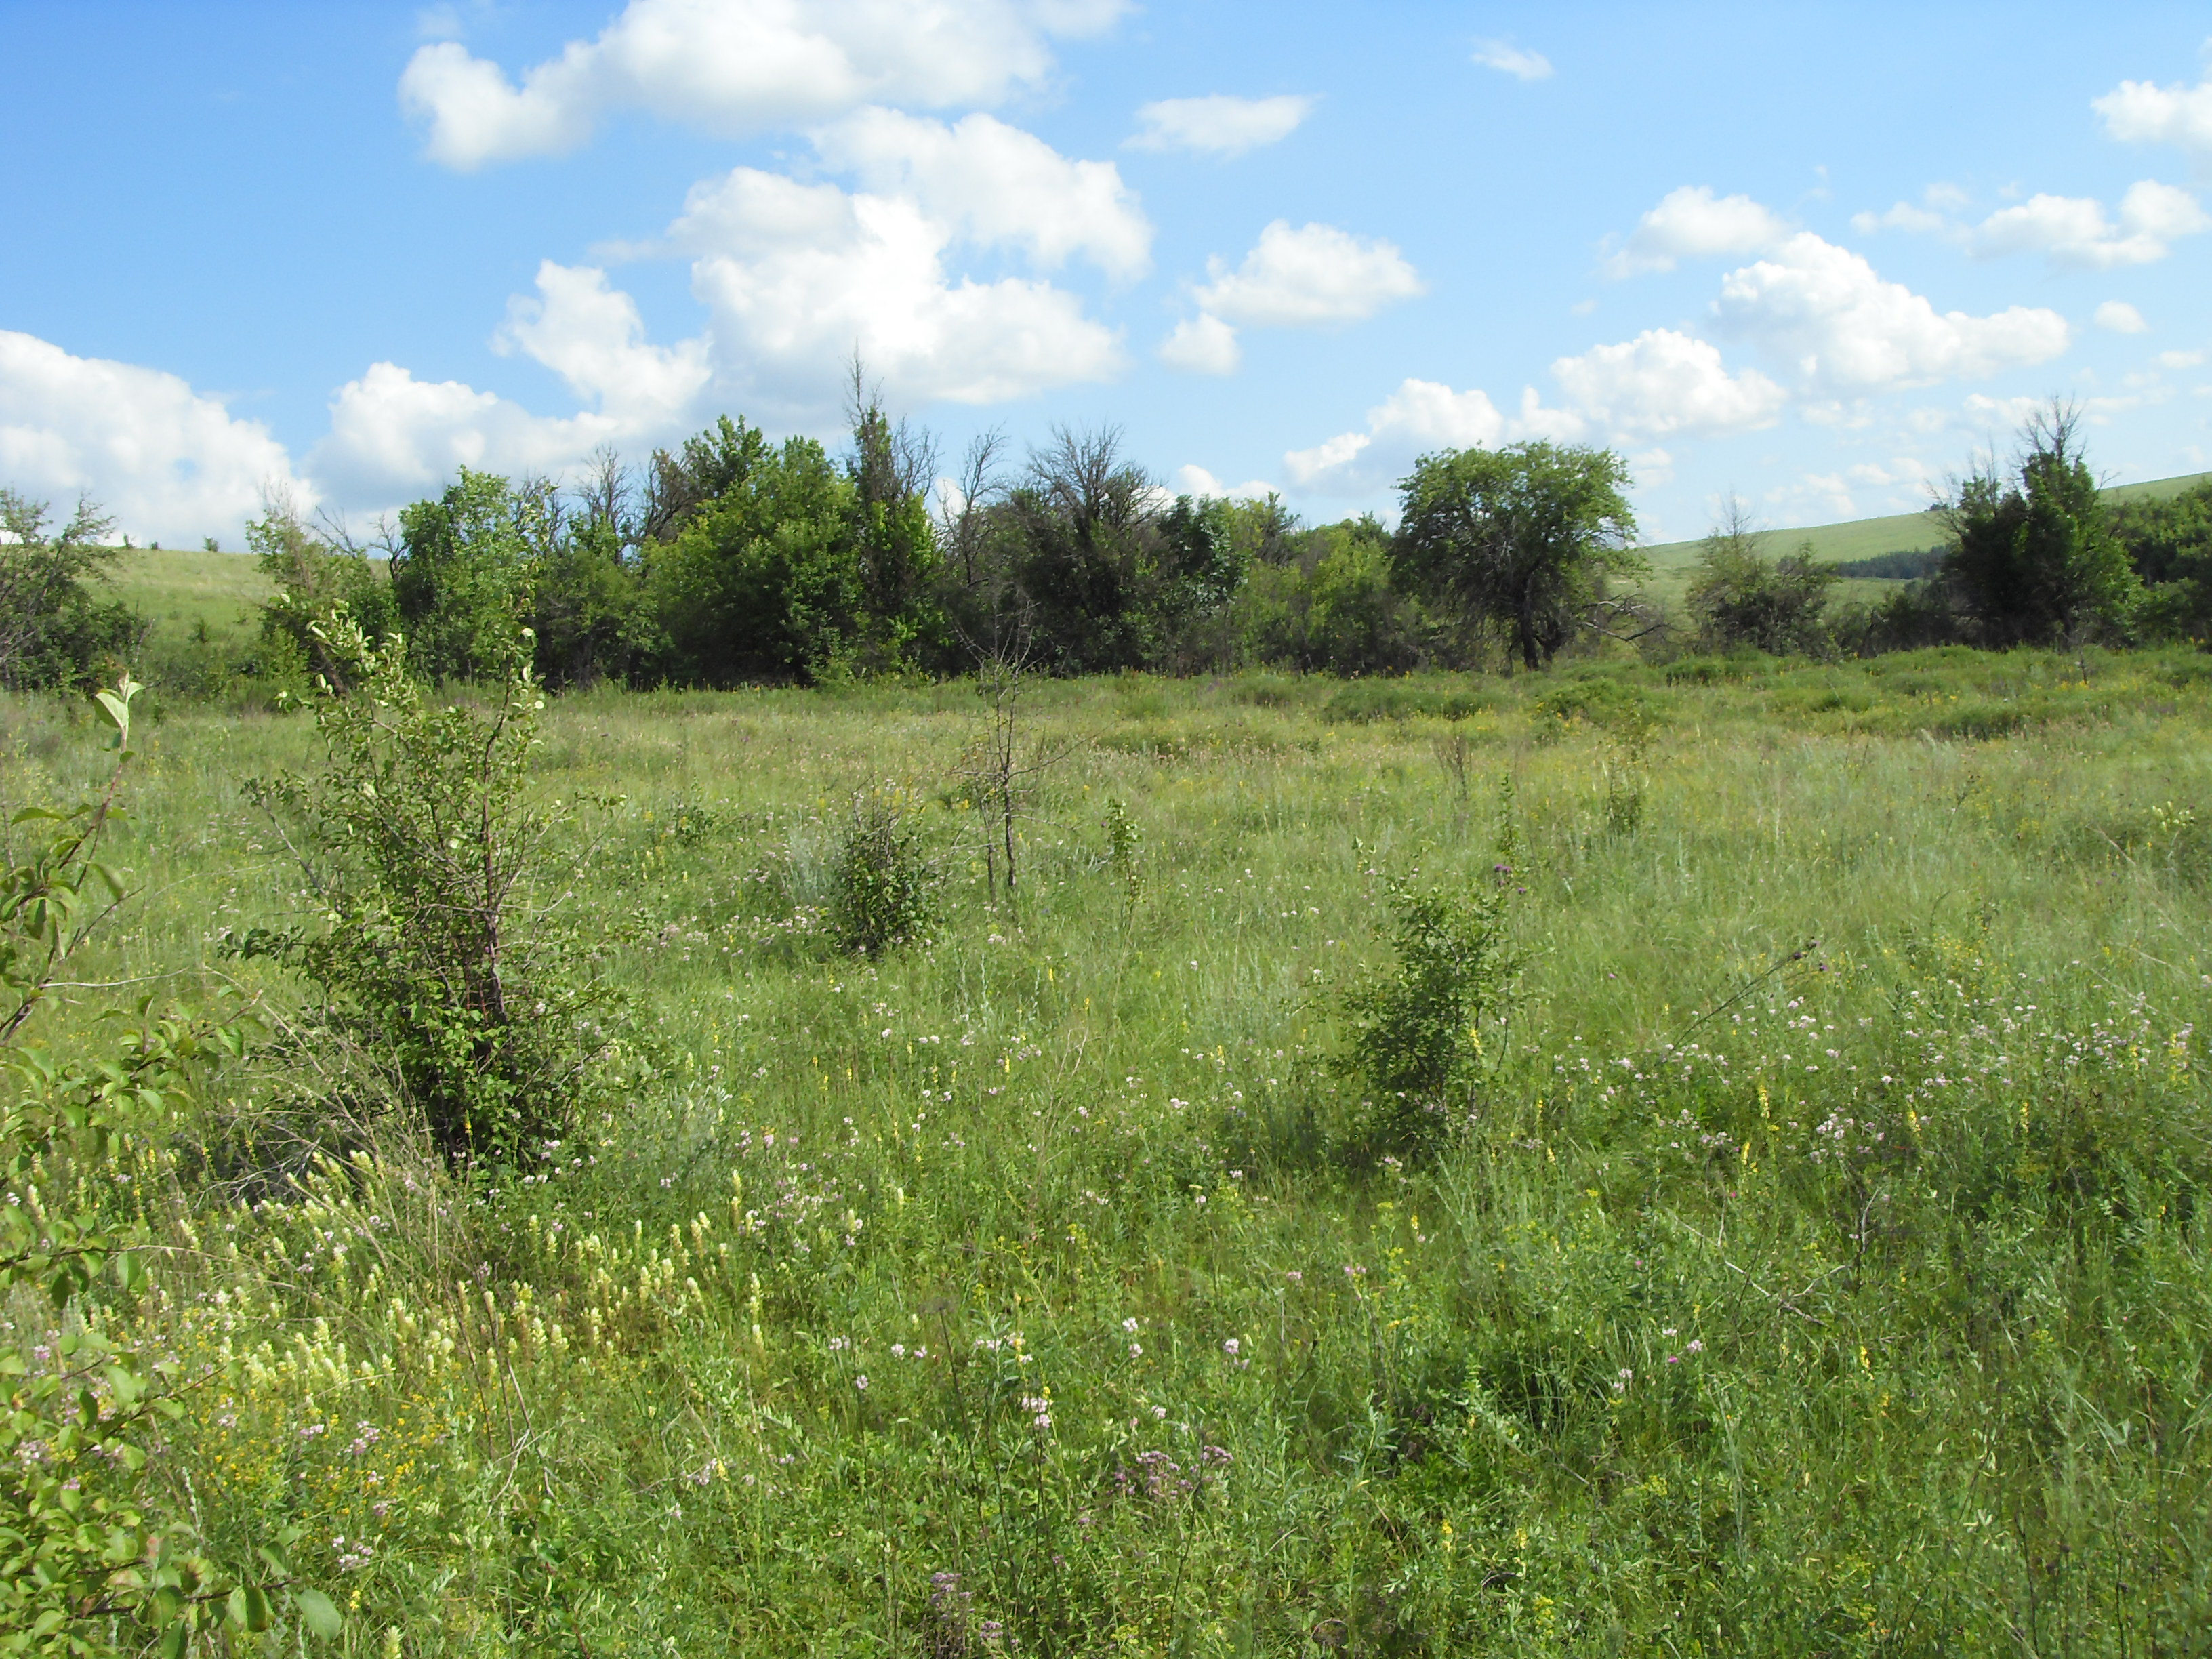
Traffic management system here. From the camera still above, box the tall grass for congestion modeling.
[3,644,2209,1654]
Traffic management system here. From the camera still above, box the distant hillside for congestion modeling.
[1643,468,2212,579]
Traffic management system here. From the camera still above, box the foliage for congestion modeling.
[829,784,939,957]
[1,680,337,1656]
[1683,502,1837,655]
[392,468,552,682]
[1393,441,1644,669]
[248,490,398,692]
[644,422,879,684]
[1341,865,1521,1153]
[1942,402,2141,647]
[0,490,142,693]
[2109,476,2212,641]
[249,616,620,1166]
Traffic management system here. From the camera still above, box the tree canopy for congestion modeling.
[1392,442,1643,670]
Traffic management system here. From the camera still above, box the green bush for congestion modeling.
[249,617,623,1167]
[830,783,939,957]
[1342,868,1521,1154]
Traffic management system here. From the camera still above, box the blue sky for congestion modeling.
[3,1,2210,546]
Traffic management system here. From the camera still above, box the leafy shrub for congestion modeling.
[1322,680,1494,723]
[1102,795,1143,908]
[1342,869,1522,1154]
[830,784,939,956]
[1532,676,1654,734]
[250,617,621,1167]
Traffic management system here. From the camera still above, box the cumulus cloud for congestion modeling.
[398,0,1128,168]
[493,261,712,426]
[1284,378,1507,493]
[813,108,1151,279]
[1714,232,2070,392]
[1126,94,1314,157]
[2095,63,2212,165]
[308,262,714,507]
[2095,300,2150,333]
[1158,314,1240,375]
[1549,329,1787,438]
[1606,186,1790,277]
[1470,39,1552,81]
[1172,464,1276,499]
[1193,220,1424,327]
[0,329,310,544]
[671,166,1124,409]
[1969,180,2209,267]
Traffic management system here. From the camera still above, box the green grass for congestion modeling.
[7,648,2212,1654]
[106,546,272,655]
[1641,467,2212,592]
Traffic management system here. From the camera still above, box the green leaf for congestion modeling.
[295,1589,344,1640]
[157,1623,188,1659]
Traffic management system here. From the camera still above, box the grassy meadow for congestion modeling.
[7,642,2212,1656]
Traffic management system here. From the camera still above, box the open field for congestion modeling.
[6,647,2212,1654]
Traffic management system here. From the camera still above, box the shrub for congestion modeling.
[0,488,143,691]
[831,784,939,957]
[1342,867,1522,1154]
[249,616,621,1168]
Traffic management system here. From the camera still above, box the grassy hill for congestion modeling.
[106,546,274,651]
[1641,467,2212,578]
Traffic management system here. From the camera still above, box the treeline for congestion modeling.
[3,396,2210,698]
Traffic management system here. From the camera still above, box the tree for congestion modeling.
[1942,402,2139,647]
[392,468,553,680]
[642,422,865,683]
[1393,442,1643,670]
[1684,496,1837,655]
[2109,477,2212,642]
[0,488,142,690]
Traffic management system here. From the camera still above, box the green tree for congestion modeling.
[392,468,551,681]
[2109,477,2212,642]
[1942,403,2140,647]
[0,489,142,691]
[642,422,864,684]
[1393,442,1643,670]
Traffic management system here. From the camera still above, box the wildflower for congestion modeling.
[1686,1338,1704,1354]
[890,1343,906,1359]
[1128,1342,1143,1357]
[854,1374,869,1391]
[1122,1317,1140,1332]
[1223,1338,1240,1356]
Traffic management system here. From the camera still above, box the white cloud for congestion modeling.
[310,262,715,507]
[1714,232,2070,392]
[398,0,1128,168]
[310,361,623,506]
[1550,329,1788,438]
[2095,65,2212,164]
[1284,378,1507,493]
[1606,186,1790,277]
[1159,314,1240,375]
[0,329,310,545]
[814,108,1151,279]
[493,261,712,426]
[1126,94,1314,157]
[2160,348,2207,369]
[672,166,1125,409]
[1969,180,2209,268]
[2095,300,2150,334]
[1172,464,1276,499]
[1193,220,1424,327]
[1470,39,1552,81]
